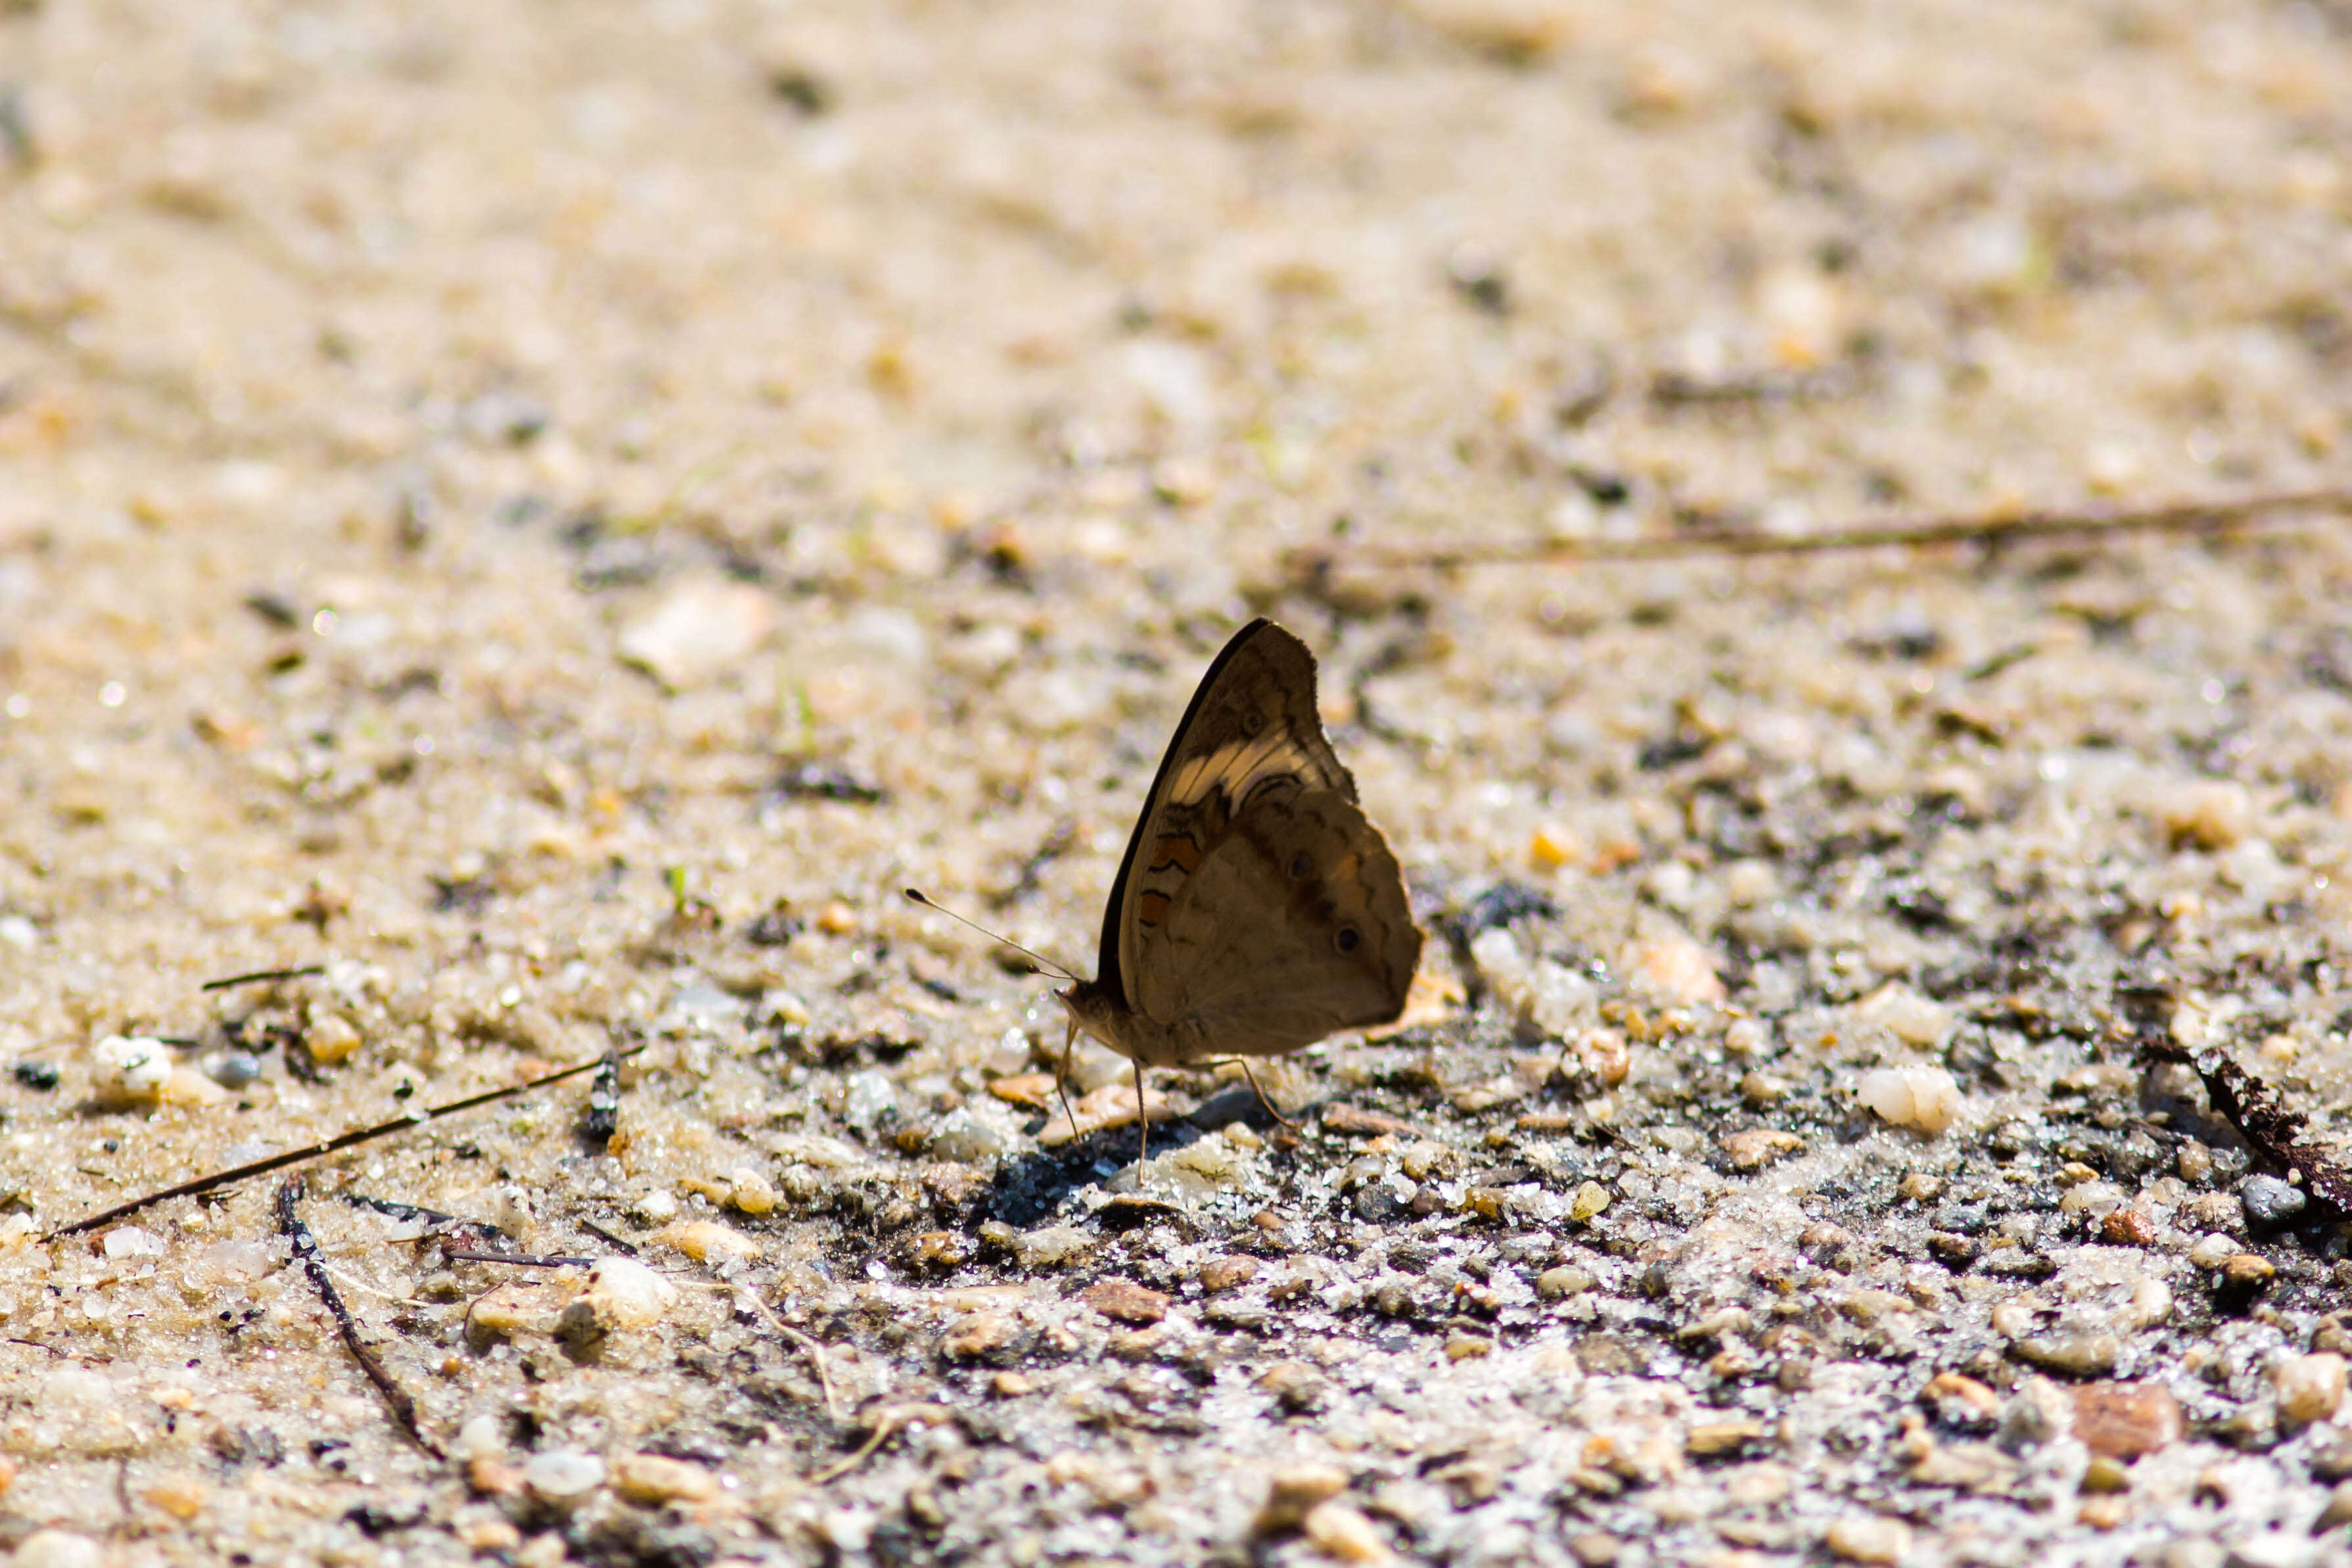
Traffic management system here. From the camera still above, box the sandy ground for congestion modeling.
[5,0,2352,1564]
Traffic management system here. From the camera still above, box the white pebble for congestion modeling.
[457,1413,507,1461]
[523,1449,607,1501]
[1857,1065,1962,1134]
[2187,1234,2239,1270]
[12,1531,103,1568]
[1860,984,1954,1048]
[101,1226,166,1260]
[1827,1513,1912,1564]
[0,914,35,951]
[2277,1352,2347,1425]
[92,1035,173,1099]
[569,1257,678,1330]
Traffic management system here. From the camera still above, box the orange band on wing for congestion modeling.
[1147,836,1203,873]
[1138,891,1172,926]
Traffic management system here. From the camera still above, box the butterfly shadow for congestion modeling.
[985,1088,1289,1229]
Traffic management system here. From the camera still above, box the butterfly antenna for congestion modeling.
[901,888,1076,982]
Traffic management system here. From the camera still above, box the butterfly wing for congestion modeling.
[1142,785,1422,1057]
[1098,618,1419,1060]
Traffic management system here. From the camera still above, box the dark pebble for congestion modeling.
[12,1061,60,1091]
[2240,1175,2308,1229]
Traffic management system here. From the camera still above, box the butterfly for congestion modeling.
[1053,618,1423,1156]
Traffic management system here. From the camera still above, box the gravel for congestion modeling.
[3,0,2352,1563]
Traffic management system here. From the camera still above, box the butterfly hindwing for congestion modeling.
[1142,786,1421,1057]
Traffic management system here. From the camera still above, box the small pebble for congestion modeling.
[1011,1224,1095,1269]
[1826,1513,1912,1564]
[618,581,777,690]
[12,1533,103,1568]
[1084,1278,1169,1326]
[1897,1172,1943,1203]
[1685,1420,1763,1456]
[2160,780,2253,850]
[102,1226,166,1260]
[2222,1253,2278,1289]
[2188,1234,2240,1270]
[2178,1141,2214,1182]
[142,1474,207,1520]
[1626,934,1725,1005]
[2102,1208,2157,1246]
[2241,1175,2308,1229]
[304,1011,361,1065]
[563,1257,678,1333]
[944,1313,1019,1362]
[612,1453,721,1505]
[1567,1533,1622,1567]
[2308,1431,2352,1480]
[1530,824,1581,869]
[1720,1128,1803,1170]
[2012,1333,2119,1378]
[2073,1383,2184,1460]
[2315,1481,2352,1532]
[2079,1456,2130,1494]
[2274,1352,2347,1425]
[202,1051,264,1089]
[1858,1065,1962,1134]
[1200,1256,1260,1293]
[653,1220,762,1262]
[1860,983,1954,1048]
[91,1034,173,1101]
[2185,1191,2244,1232]
[1255,1464,1349,1534]
[1304,1500,1392,1563]
[1538,1265,1596,1301]
[1571,1181,1611,1222]
[726,1166,778,1216]
[523,1449,607,1502]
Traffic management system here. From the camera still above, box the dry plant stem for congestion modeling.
[812,1409,900,1485]
[1135,1058,1148,1166]
[773,1320,842,1419]
[278,1178,444,1458]
[200,963,328,992]
[1345,485,2352,570]
[46,1046,648,1239]
[733,1287,841,1418]
[2138,1036,2352,1214]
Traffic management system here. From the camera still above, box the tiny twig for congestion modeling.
[1325,486,2352,570]
[200,964,329,992]
[731,1288,841,1417]
[578,1219,639,1255]
[278,1178,443,1457]
[46,1047,648,1239]
[811,1410,899,1484]
[442,1251,598,1268]
[2139,1035,2352,1214]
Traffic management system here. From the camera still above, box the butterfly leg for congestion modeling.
[1235,1058,1298,1132]
[1055,1020,1080,1137]
[1134,1059,1149,1167]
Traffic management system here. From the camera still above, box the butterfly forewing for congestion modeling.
[1101,620,1352,1011]
[1094,618,1420,1060]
